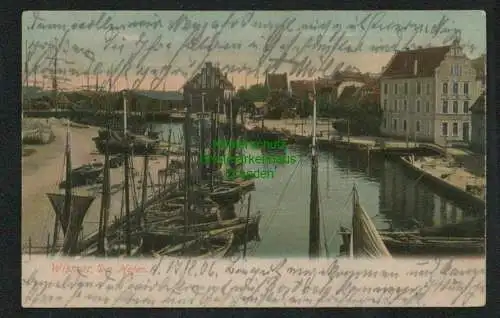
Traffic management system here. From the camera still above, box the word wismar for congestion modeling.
[212,139,286,150]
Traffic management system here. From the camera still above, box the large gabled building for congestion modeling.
[379,40,482,145]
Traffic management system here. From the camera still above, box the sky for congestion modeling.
[22,10,486,92]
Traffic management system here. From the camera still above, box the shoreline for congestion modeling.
[22,120,169,250]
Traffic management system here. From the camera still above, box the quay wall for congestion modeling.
[395,156,485,211]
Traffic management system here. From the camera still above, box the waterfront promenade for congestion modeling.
[256,118,486,202]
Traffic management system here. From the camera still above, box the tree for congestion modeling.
[264,91,299,119]
[332,98,382,136]
[236,84,269,102]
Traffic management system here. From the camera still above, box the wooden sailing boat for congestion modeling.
[46,120,96,256]
[81,90,143,257]
[143,103,235,258]
[337,186,392,258]
[349,186,391,258]
[44,52,96,255]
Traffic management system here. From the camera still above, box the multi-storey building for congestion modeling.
[379,41,481,146]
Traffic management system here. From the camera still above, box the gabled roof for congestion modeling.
[290,79,339,98]
[182,63,234,90]
[470,92,485,114]
[265,73,288,91]
[382,46,451,79]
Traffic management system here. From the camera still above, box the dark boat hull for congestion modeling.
[59,164,103,188]
[381,235,485,256]
[93,138,159,155]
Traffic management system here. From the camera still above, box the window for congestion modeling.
[441,122,448,136]
[403,120,407,131]
[416,120,421,132]
[393,119,397,130]
[383,118,387,128]
[463,100,469,113]
[451,64,462,76]
[442,100,448,113]
[426,83,430,95]
[393,100,397,111]
[416,82,421,95]
[394,84,398,94]
[464,82,469,95]
[443,83,448,94]
[416,100,421,113]
[404,83,408,94]
[383,99,387,111]
[452,82,458,94]
[452,101,458,113]
[452,122,458,136]
[425,101,430,113]
[403,100,407,111]
[383,83,388,94]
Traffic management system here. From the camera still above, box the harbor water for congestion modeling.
[152,122,483,258]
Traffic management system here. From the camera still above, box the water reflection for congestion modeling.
[150,122,483,257]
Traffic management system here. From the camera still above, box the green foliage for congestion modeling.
[331,98,383,136]
[265,91,300,119]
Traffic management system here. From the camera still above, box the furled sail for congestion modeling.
[351,194,391,258]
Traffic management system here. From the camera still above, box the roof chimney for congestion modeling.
[413,60,418,76]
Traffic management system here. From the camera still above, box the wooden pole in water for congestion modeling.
[47,233,50,256]
[243,194,252,259]
[140,150,149,228]
[51,211,60,253]
[164,128,172,189]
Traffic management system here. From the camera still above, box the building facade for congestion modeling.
[380,42,481,145]
[182,62,235,113]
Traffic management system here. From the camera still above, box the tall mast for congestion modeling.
[52,39,58,111]
[140,134,149,228]
[97,90,111,255]
[123,90,132,255]
[200,93,206,181]
[229,83,235,170]
[183,103,192,235]
[60,120,73,253]
[308,79,320,258]
[24,40,29,87]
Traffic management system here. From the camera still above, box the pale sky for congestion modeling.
[22,10,486,92]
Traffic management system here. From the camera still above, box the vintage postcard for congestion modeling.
[21,10,486,307]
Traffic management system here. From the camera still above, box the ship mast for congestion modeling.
[123,91,132,255]
[308,79,320,258]
[97,88,112,255]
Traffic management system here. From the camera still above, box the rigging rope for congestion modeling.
[324,169,427,249]
[249,158,303,256]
